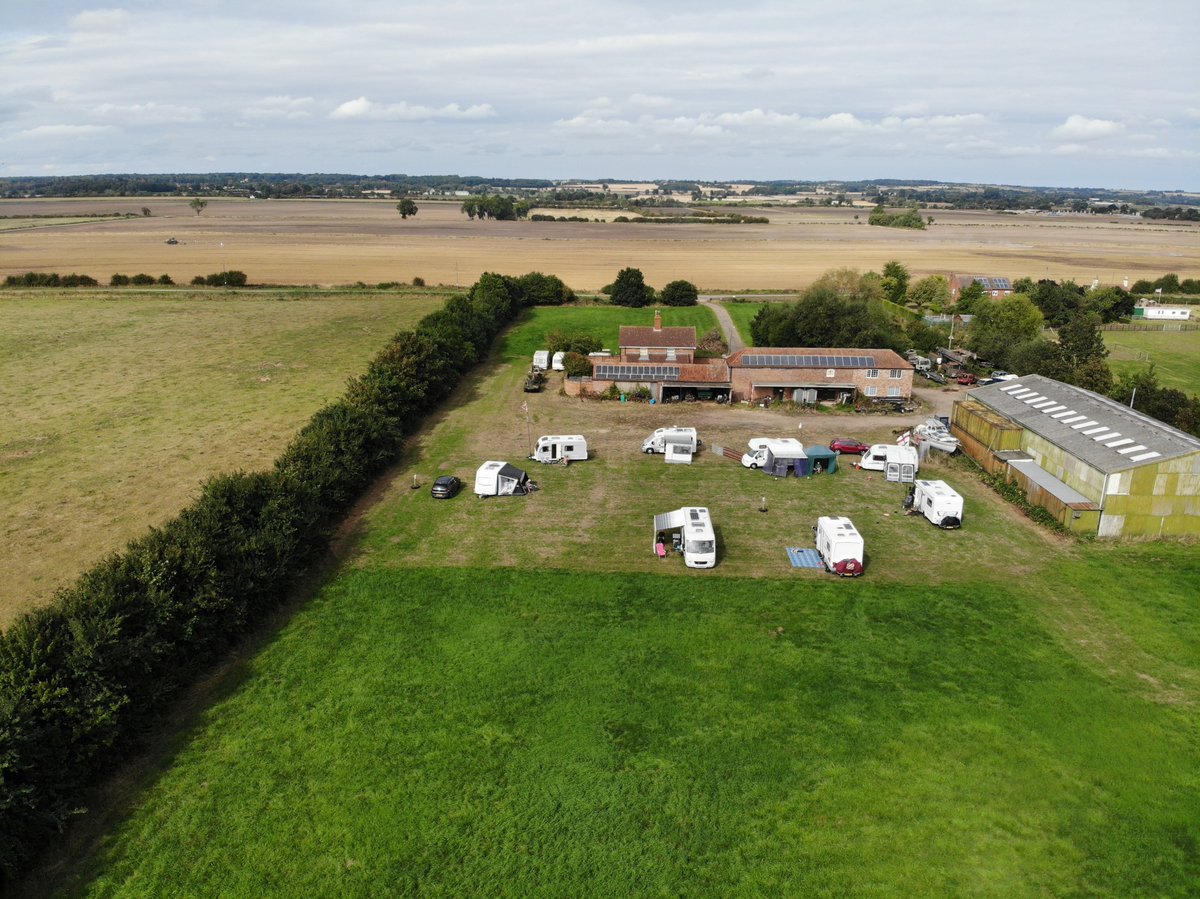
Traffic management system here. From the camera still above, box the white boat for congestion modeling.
[913,421,959,453]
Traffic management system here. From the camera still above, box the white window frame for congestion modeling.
[864,386,878,397]
[889,368,902,379]
[866,368,879,379]
[888,386,901,397]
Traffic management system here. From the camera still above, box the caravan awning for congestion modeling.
[654,509,687,533]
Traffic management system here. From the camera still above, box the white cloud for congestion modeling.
[68,9,131,32]
[1051,115,1124,142]
[242,96,316,121]
[92,102,202,124]
[5,124,113,141]
[329,97,495,121]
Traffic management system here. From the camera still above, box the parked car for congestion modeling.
[430,475,462,499]
[956,373,978,385]
[830,438,870,455]
[991,371,1018,381]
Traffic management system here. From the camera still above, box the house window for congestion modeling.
[890,368,902,379]
[825,369,835,378]
[864,386,878,396]
[666,348,677,361]
[866,368,879,379]
[639,348,649,361]
[888,386,901,397]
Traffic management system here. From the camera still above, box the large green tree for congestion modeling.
[396,199,418,219]
[881,260,909,303]
[609,267,652,307]
[968,293,1045,367]
[1057,313,1108,372]
[750,280,903,350]
[906,275,950,311]
[660,279,699,307]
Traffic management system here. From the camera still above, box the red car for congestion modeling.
[956,373,978,385]
[829,438,870,455]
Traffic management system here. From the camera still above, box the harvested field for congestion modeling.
[2,197,1196,291]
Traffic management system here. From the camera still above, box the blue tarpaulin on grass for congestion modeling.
[786,547,824,568]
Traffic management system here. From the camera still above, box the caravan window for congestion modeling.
[686,538,715,554]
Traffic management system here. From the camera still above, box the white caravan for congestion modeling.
[859,444,919,483]
[813,516,865,577]
[532,350,550,371]
[741,438,805,470]
[530,434,588,464]
[551,351,566,371]
[474,460,534,497]
[909,479,964,529]
[653,507,717,569]
[642,427,700,455]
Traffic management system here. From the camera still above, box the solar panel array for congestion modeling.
[594,363,681,381]
[973,276,1013,290]
[739,354,876,368]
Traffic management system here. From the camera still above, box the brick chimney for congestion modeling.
[653,309,662,332]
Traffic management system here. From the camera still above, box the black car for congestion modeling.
[430,475,462,499]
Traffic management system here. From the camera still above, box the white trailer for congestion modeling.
[908,479,963,528]
[532,350,550,371]
[653,507,717,569]
[859,444,919,483]
[642,427,699,455]
[474,460,534,497]
[741,438,805,472]
[530,434,588,464]
[813,516,865,576]
[551,351,566,371]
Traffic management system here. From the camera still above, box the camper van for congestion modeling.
[908,479,963,528]
[653,506,717,569]
[473,461,535,497]
[813,516,865,576]
[551,351,566,371]
[642,427,699,455]
[532,350,550,371]
[741,438,805,473]
[859,444,919,483]
[530,435,588,464]
[906,353,932,372]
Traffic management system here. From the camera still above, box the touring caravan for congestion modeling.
[908,479,964,528]
[473,461,535,497]
[551,351,566,371]
[642,427,699,455]
[741,438,806,474]
[813,516,865,576]
[532,350,550,371]
[530,435,588,464]
[653,507,717,569]
[859,444,919,483]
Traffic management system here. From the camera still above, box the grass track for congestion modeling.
[69,560,1200,898]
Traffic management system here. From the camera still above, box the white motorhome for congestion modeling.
[532,350,550,371]
[551,351,566,371]
[473,460,535,497]
[653,506,717,569]
[530,434,588,464]
[908,354,932,372]
[813,516,865,576]
[859,444,919,483]
[908,479,963,529]
[642,427,699,455]
[741,438,805,470]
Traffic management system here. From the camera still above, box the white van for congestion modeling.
[530,434,588,464]
[642,427,699,455]
[653,507,717,569]
[859,443,919,483]
[813,516,865,577]
[909,479,964,528]
[741,438,804,469]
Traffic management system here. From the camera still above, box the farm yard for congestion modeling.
[2,196,1199,291]
[18,303,1200,898]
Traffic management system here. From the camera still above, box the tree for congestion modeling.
[189,198,207,216]
[750,279,904,350]
[141,207,151,217]
[955,280,985,314]
[904,318,948,355]
[1057,313,1108,372]
[660,280,699,306]
[968,293,1045,368]
[396,199,418,219]
[1072,357,1114,394]
[906,275,950,310]
[610,267,651,307]
[1008,338,1070,381]
[881,260,909,304]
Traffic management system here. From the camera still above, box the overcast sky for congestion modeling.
[2,1,1197,190]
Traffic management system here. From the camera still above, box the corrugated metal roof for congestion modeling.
[1008,459,1098,508]
[971,375,1200,473]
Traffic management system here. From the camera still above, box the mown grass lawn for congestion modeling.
[722,301,769,348]
[69,556,1200,898]
[1104,329,1200,393]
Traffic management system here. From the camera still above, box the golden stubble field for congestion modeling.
[2,197,1197,290]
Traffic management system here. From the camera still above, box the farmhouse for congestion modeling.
[725,348,913,405]
[949,275,1014,302]
[619,311,697,363]
[951,374,1200,537]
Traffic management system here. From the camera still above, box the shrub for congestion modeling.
[157,274,173,285]
[203,271,248,287]
[109,273,131,286]
[130,273,155,286]
[412,276,425,287]
[660,279,699,307]
[191,276,206,286]
[562,351,593,378]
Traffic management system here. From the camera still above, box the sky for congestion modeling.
[1,0,1198,191]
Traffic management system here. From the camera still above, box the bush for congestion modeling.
[109,273,131,286]
[130,273,155,286]
[203,271,248,287]
[660,279,699,306]
[562,351,593,378]
[412,276,425,287]
[191,276,207,285]
[157,274,173,285]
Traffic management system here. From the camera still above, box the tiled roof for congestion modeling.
[676,362,730,383]
[619,325,697,349]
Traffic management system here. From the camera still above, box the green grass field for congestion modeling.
[1104,329,1200,393]
[722,301,768,347]
[0,289,445,625]
[22,306,1200,897]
